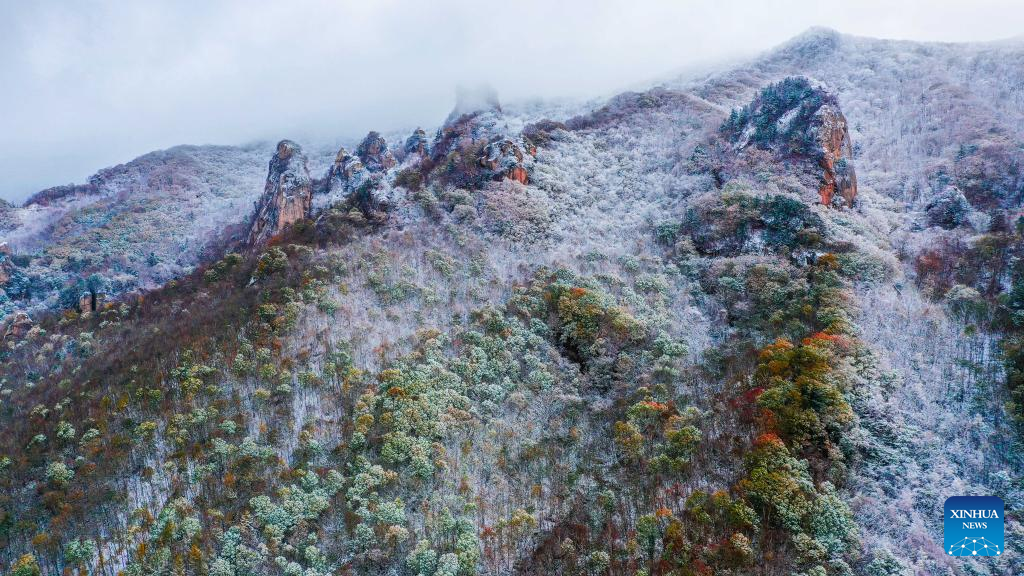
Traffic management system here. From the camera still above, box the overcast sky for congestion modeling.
[1,0,1022,203]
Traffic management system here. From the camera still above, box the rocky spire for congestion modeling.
[315,146,369,211]
[328,147,367,185]
[356,131,396,172]
[404,128,430,159]
[813,103,858,208]
[246,140,312,247]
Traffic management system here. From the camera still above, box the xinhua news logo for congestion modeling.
[944,496,1004,558]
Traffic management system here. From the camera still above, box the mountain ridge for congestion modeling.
[0,29,1022,576]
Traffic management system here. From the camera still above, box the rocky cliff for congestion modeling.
[246,140,313,247]
[813,101,858,207]
[722,76,858,207]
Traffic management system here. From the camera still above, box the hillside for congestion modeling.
[0,143,273,319]
[0,29,1022,576]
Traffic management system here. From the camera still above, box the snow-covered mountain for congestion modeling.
[0,143,273,316]
[0,28,1022,576]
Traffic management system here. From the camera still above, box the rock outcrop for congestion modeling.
[316,146,369,210]
[78,291,105,313]
[413,108,502,189]
[330,148,368,184]
[0,243,12,286]
[723,76,858,207]
[356,132,396,173]
[813,103,858,207]
[404,128,430,159]
[925,186,972,229]
[479,137,536,185]
[1,310,32,344]
[247,140,313,247]
[348,180,395,217]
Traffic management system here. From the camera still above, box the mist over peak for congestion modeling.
[4,1,1024,203]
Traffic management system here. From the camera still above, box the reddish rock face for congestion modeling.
[415,104,536,189]
[815,104,858,207]
[247,140,313,247]
[507,166,529,185]
[479,137,534,184]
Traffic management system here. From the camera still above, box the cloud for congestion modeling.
[1,0,1022,202]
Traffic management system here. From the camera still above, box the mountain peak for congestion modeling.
[447,84,501,124]
[790,26,842,41]
[769,26,844,63]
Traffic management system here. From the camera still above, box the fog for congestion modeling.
[2,0,1022,203]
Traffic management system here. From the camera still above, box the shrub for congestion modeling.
[655,221,681,245]
[255,247,288,278]
[863,550,909,576]
[583,550,610,576]
[407,540,438,575]
[613,421,643,460]
[427,250,459,278]
[394,167,424,191]
[548,282,644,360]
[722,532,754,567]
[10,554,41,576]
[55,421,75,442]
[635,274,669,294]
[455,528,481,574]
[739,434,813,531]
[636,513,661,561]
[435,552,460,576]
[684,191,824,257]
[136,420,158,440]
[64,538,97,569]
[754,337,851,451]
[46,461,74,487]
[809,482,859,556]
[685,490,758,533]
[652,418,701,471]
[79,428,100,445]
